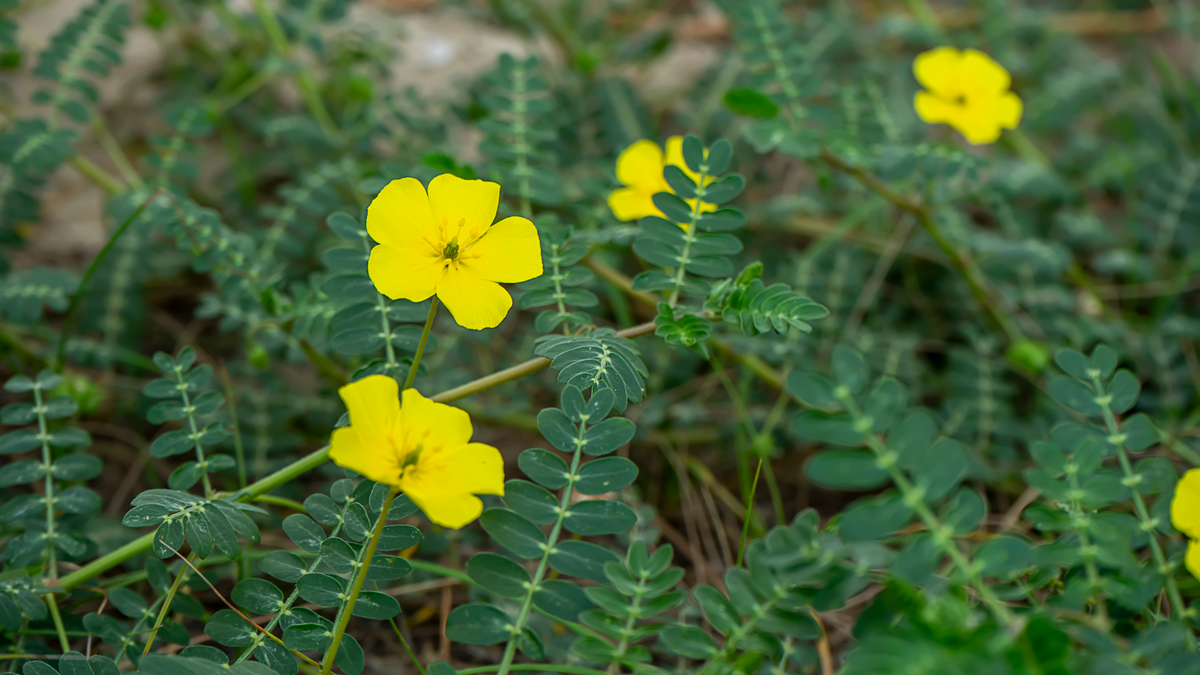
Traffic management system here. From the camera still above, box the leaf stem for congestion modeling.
[57,327,658,590]
[667,163,714,307]
[141,555,191,655]
[44,596,70,653]
[818,149,1028,344]
[318,486,399,675]
[737,459,763,567]
[1064,465,1111,630]
[496,419,589,675]
[248,0,340,141]
[67,156,124,195]
[403,298,439,391]
[836,390,1018,627]
[54,188,161,371]
[460,667,608,675]
[1089,374,1190,621]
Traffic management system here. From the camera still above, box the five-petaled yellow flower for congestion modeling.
[1171,468,1200,579]
[329,375,505,529]
[913,47,1023,145]
[367,174,543,330]
[608,136,717,224]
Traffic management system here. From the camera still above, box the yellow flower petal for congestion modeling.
[399,388,473,453]
[366,178,439,252]
[428,174,500,247]
[959,48,1011,95]
[329,375,404,484]
[914,91,955,125]
[608,187,661,222]
[913,46,962,95]
[368,244,444,302]
[436,264,512,330]
[337,374,400,443]
[438,442,506,495]
[1172,469,1200,539]
[1187,540,1200,581]
[400,441,505,529]
[950,113,998,145]
[329,426,401,485]
[616,139,667,193]
[403,489,485,530]
[996,91,1023,129]
[460,216,543,283]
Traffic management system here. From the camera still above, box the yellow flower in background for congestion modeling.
[367,174,543,331]
[608,136,717,224]
[329,375,505,529]
[1172,468,1200,579]
[912,47,1023,145]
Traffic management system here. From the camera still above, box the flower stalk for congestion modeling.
[403,297,439,390]
[318,485,399,675]
[495,419,589,675]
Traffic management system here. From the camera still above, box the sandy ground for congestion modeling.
[5,0,722,265]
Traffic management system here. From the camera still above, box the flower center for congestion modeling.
[401,444,423,474]
[442,236,459,260]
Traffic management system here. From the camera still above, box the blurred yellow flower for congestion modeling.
[367,174,542,330]
[913,47,1023,145]
[608,136,717,224]
[1172,468,1200,579]
[329,375,504,529]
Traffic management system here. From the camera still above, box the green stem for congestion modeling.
[249,0,340,141]
[141,556,191,655]
[233,498,353,666]
[1065,465,1111,630]
[318,486,398,675]
[403,298,439,390]
[66,156,123,195]
[58,323,659,591]
[54,188,160,371]
[59,446,331,591]
[387,619,428,675]
[31,379,74,650]
[433,321,657,403]
[818,149,1026,345]
[737,459,763,567]
[509,59,533,219]
[496,419,589,675]
[33,385,59,581]
[666,163,714,307]
[606,583,645,675]
[836,390,1018,627]
[221,365,248,489]
[44,596,70,653]
[93,116,146,191]
[460,667,608,675]
[546,240,572,335]
[173,363,214,498]
[905,0,943,34]
[1089,374,1190,621]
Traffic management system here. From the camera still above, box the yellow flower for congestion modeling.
[328,375,504,529]
[366,174,543,331]
[1172,468,1200,579]
[912,47,1023,145]
[608,136,718,224]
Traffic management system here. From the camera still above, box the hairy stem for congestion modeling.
[318,486,398,675]
[1089,373,1189,621]
[836,390,1018,627]
[403,298,439,391]
[496,419,588,675]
